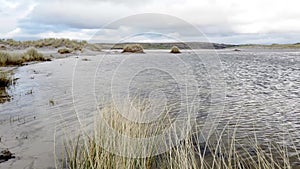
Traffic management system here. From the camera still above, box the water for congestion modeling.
[0,49,299,168]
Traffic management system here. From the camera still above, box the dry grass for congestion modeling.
[0,52,24,66]
[0,48,48,66]
[63,102,299,169]
[122,44,144,53]
[58,48,73,54]
[23,48,47,62]
[0,38,87,51]
[0,72,12,87]
[170,46,181,53]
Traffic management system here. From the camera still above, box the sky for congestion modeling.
[1,0,300,44]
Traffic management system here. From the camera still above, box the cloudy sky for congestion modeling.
[1,0,300,44]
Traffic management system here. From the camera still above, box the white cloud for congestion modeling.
[28,0,137,28]
[38,29,98,40]
[0,0,35,33]
[0,28,21,38]
[28,0,300,33]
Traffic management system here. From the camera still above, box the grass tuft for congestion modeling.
[170,46,181,53]
[58,48,73,54]
[22,48,48,62]
[122,44,144,53]
[0,72,12,87]
[63,102,298,169]
[0,48,48,66]
[0,38,87,51]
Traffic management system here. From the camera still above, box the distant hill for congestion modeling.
[99,42,300,50]
[2,38,300,51]
[98,42,238,50]
[238,43,300,49]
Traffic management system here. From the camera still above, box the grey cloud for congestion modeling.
[2,0,300,44]
[26,0,138,29]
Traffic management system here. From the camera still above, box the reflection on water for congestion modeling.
[0,49,299,168]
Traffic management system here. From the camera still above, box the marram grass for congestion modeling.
[122,44,144,53]
[62,102,299,169]
[170,46,181,53]
[0,38,87,50]
[0,48,48,66]
[58,48,74,54]
[0,72,12,87]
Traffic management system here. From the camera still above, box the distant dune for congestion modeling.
[100,42,237,50]
[1,38,300,51]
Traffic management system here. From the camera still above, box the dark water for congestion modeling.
[0,49,299,168]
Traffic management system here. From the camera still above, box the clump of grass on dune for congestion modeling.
[0,48,48,66]
[58,48,73,54]
[23,48,48,62]
[122,44,144,53]
[64,103,172,169]
[0,72,12,87]
[0,52,23,66]
[0,71,14,104]
[63,102,298,169]
[170,46,181,53]
[0,38,87,51]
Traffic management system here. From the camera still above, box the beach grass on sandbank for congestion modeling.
[0,38,87,50]
[0,38,104,52]
[0,72,12,87]
[122,44,144,53]
[62,102,299,169]
[0,48,50,66]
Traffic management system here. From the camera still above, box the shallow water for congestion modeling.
[0,49,299,168]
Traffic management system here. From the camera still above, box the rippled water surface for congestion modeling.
[0,49,299,168]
